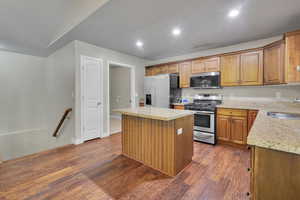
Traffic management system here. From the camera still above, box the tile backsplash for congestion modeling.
[182,85,300,102]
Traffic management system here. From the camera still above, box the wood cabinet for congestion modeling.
[145,67,154,76]
[216,115,231,141]
[230,116,248,144]
[240,50,263,85]
[191,59,205,74]
[217,108,248,146]
[173,105,185,110]
[160,65,169,74]
[220,54,241,86]
[248,110,258,132]
[168,63,179,73]
[264,40,285,84]
[285,30,300,82]
[250,146,300,200]
[179,61,191,88]
[192,57,220,74]
[221,50,263,86]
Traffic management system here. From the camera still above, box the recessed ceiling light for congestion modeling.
[172,28,181,36]
[136,40,144,48]
[228,9,240,18]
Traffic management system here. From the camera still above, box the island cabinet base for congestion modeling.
[250,147,300,200]
[121,114,194,176]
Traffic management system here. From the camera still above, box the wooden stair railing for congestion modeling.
[53,108,72,137]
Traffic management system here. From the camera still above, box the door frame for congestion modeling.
[80,55,104,141]
[107,61,136,136]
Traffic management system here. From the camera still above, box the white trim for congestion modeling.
[0,129,45,137]
[72,138,84,145]
[107,61,136,137]
[80,55,104,141]
[110,114,121,120]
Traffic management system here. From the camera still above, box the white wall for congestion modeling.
[0,51,46,160]
[0,42,76,161]
[74,40,148,141]
[109,66,131,115]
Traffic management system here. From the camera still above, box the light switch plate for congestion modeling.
[177,128,183,135]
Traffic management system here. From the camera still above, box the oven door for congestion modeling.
[194,111,215,133]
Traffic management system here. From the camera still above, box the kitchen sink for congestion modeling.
[266,112,300,120]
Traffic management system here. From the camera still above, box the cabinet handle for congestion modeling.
[247,168,251,172]
[246,192,251,196]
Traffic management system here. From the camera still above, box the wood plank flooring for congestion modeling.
[0,133,250,200]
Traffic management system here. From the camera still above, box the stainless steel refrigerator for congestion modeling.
[144,74,180,108]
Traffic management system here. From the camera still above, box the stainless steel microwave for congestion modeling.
[190,72,220,89]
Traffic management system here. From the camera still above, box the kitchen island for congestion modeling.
[115,107,194,176]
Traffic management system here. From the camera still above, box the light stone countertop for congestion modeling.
[115,107,194,121]
[217,100,300,155]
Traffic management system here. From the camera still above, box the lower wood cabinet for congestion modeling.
[217,108,248,146]
[250,146,300,200]
[248,110,258,132]
[173,105,185,110]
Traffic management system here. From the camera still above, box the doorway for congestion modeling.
[108,61,135,135]
[80,56,104,141]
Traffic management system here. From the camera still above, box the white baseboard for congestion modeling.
[110,115,121,120]
[72,138,84,145]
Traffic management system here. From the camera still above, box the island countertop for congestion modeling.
[115,107,194,121]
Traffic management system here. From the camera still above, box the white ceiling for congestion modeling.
[0,0,109,56]
[1,0,300,59]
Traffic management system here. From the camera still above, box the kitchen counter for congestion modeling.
[115,107,194,121]
[217,100,300,155]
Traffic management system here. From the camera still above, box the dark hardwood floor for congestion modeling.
[0,133,250,200]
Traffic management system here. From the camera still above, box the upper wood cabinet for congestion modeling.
[221,54,241,86]
[179,61,192,88]
[168,63,179,73]
[240,50,263,86]
[145,67,154,76]
[160,65,169,74]
[285,31,300,82]
[191,59,205,74]
[221,50,263,86]
[264,41,285,84]
[192,57,220,74]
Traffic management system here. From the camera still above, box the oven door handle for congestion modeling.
[194,111,214,114]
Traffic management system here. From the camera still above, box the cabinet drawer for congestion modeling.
[217,108,247,117]
[174,105,185,110]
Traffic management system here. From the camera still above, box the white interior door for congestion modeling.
[81,56,103,141]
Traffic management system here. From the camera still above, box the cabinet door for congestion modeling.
[204,57,220,72]
[179,61,191,88]
[264,41,285,84]
[285,32,300,82]
[168,63,179,73]
[217,115,231,141]
[191,59,205,74]
[160,65,169,74]
[220,54,240,86]
[240,50,263,86]
[248,110,258,133]
[152,66,162,75]
[145,67,154,76]
[230,116,248,145]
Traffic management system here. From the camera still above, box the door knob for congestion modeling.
[97,102,101,106]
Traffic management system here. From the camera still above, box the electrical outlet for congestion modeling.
[177,128,183,135]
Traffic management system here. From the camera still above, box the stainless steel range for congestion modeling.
[184,94,222,145]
